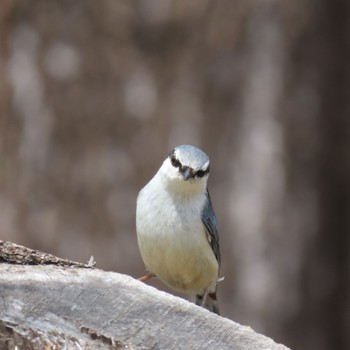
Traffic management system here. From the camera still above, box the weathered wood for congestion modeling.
[0,240,95,268]
[0,242,291,350]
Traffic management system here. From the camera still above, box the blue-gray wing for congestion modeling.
[201,189,221,267]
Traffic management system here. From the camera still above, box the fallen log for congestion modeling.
[0,241,290,350]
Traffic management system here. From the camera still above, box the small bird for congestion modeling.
[136,144,221,314]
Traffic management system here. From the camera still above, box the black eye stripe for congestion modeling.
[169,150,181,168]
[171,155,181,168]
[196,168,209,178]
[196,170,206,177]
[168,150,210,177]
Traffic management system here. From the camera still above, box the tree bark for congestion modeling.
[0,241,290,350]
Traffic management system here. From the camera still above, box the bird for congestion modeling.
[136,144,221,314]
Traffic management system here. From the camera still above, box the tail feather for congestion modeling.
[196,290,220,315]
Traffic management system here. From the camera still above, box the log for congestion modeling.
[0,241,291,349]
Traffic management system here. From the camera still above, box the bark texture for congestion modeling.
[0,241,290,350]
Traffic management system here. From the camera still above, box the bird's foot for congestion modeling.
[138,273,155,283]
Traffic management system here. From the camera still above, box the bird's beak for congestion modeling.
[182,167,192,181]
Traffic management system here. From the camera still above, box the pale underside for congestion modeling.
[136,178,218,295]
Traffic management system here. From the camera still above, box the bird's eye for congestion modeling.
[196,170,206,178]
[171,155,181,168]
[196,165,209,178]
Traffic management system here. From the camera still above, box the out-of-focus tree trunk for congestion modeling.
[0,1,349,350]
[285,1,350,349]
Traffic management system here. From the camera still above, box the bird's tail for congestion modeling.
[196,289,220,315]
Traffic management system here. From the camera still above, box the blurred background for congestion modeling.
[0,1,349,349]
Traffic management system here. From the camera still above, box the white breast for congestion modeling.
[136,174,218,295]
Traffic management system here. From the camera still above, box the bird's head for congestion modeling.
[159,145,210,194]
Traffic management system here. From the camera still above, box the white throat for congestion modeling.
[158,159,208,197]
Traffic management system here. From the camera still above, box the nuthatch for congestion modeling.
[136,145,221,314]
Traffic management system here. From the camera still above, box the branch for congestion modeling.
[0,241,291,350]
